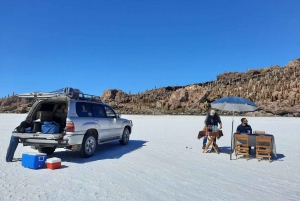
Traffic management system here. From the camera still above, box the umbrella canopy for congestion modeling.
[210,96,258,160]
[211,96,258,112]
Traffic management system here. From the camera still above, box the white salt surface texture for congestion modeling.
[0,114,299,201]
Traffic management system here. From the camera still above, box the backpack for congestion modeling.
[15,121,32,133]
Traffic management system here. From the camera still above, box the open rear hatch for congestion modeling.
[15,89,69,141]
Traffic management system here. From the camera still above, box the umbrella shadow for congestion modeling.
[272,153,285,161]
[218,146,232,154]
[49,140,148,164]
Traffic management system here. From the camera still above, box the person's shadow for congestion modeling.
[49,140,148,164]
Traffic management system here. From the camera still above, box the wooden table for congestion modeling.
[197,130,223,153]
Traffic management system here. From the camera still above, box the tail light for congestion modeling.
[66,121,75,132]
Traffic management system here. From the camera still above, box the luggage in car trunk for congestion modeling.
[22,153,47,169]
[32,122,42,132]
[41,121,60,133]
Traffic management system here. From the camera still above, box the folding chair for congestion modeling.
[251,131,266,152]
[234,134,250,160]
[256,136,272,162]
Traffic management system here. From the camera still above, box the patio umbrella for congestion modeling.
[211,96,259,160]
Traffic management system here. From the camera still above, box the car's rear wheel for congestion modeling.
[119,127,130,145]
[80,132,97,158]
[38,147,56,155]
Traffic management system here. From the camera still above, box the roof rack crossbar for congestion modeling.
[50,87,102,102]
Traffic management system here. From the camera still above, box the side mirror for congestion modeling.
[117,114,121,118]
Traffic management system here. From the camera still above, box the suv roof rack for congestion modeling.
[17,87,102,102]
[51,87,102,101]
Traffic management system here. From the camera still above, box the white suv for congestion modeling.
[12,88,133,157]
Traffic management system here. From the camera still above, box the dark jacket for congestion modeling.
[205,113,221,126]
[236,124,252,134]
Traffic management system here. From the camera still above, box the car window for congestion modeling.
[104,106,116,118]
[76,102,93,117]
[92,104,106,118]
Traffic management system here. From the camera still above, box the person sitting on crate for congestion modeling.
[202,110,222,150]
[6,119,32,162]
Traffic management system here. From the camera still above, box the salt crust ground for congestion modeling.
[0,114,299,201]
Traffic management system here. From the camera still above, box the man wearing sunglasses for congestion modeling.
[236,118,252,134]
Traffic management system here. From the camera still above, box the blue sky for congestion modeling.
[1,0,299,98]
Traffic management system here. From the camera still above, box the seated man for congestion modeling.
[236,118,253,154]
[203,110,222,150]
[236,118,252,134]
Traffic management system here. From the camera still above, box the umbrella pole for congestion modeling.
[230,105,234,160]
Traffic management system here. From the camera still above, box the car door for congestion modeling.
[103,105,123,137]
[92,104,111,141]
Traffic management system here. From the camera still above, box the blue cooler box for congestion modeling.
[22,152,47,169]
[41,121,60,133]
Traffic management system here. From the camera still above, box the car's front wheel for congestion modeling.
[80,132,97,158]
[119,127,130,145]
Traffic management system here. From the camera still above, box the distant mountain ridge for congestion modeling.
[1,58,300,116]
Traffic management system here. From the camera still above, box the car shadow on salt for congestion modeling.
[49,140,148,164]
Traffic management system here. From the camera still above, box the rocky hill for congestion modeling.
[1,58,300,116]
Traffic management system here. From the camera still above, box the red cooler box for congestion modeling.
[22,152,47,169]
[46,157,61,169]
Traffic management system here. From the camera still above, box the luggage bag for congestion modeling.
[41,121,60,133]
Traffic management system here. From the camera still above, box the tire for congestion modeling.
[38,147,56,155]
[119,127,130,145]
[80,132,97,158]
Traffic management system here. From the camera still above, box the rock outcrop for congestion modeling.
[0,96,34,113]
[167,85,209,110]
[101,89,129,103]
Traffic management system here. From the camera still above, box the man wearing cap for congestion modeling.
[203,110,222,149]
